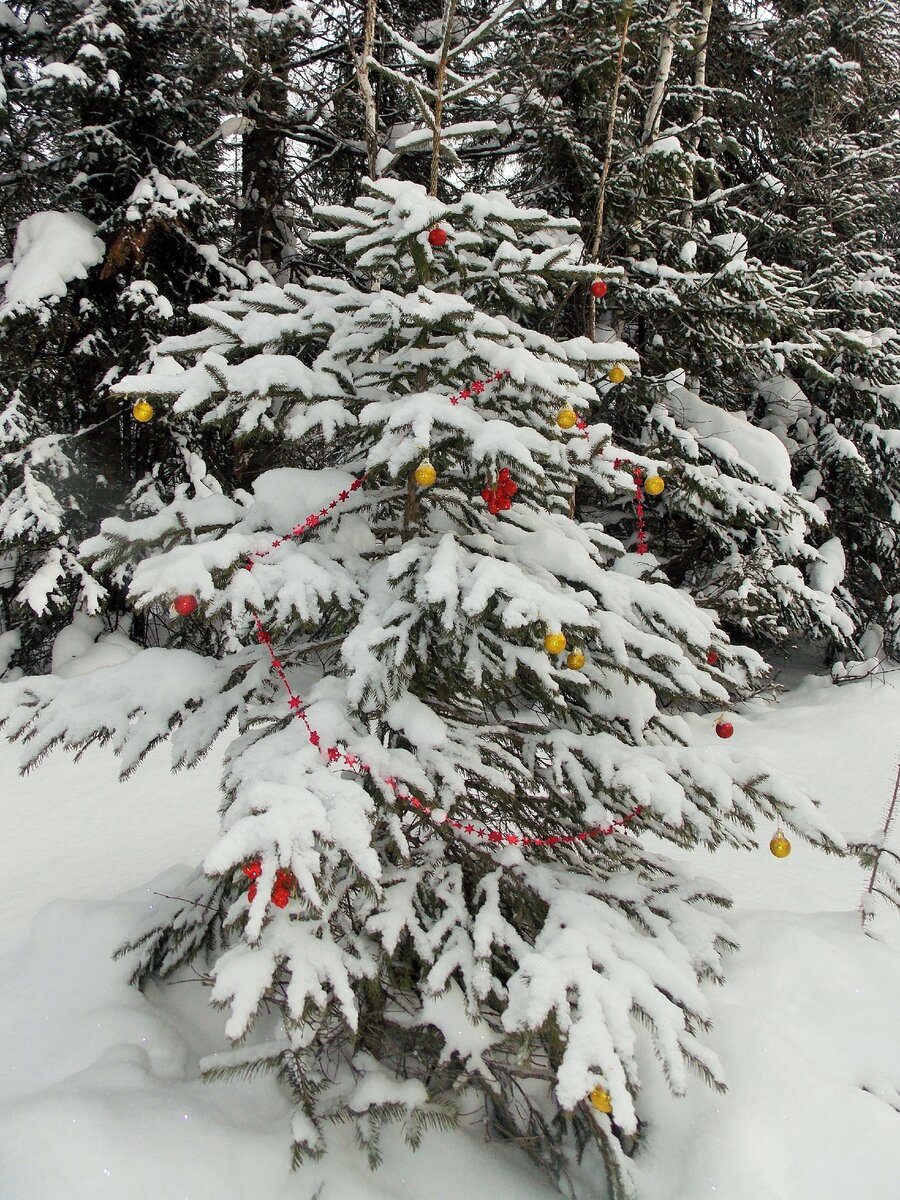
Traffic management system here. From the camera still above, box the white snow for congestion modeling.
[709,231,748,260]
[646,135,682,156]
[38,61,90,87]
[51,612,141,678]
[664,373,794,490]
[808,536,846,595]
[1,211,105,313]
[2,667,900,1196]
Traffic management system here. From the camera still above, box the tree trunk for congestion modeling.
[642,0,686,146]
[684,0,715,231]
[238,1,294,273]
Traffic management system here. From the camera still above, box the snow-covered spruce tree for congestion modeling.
[745,0,900,656]
[501,0,854,651]
[0,180,841,1196]
[0,0,242,671]
[0,3,37,245]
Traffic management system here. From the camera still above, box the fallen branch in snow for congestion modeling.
[860,761,900,932]
[831,657,890,686]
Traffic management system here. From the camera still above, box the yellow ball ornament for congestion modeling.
[544,631,567,655]
[607,364,626,385]
[566,649,586,670]
[414,459,437,487]
[769,829,792,858]
[556,404,578,430]
[132,399,154,424]
[589,1086,612,1114]
[644,474,665,497]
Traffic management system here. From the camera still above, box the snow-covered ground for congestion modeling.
[2,666,899,1199]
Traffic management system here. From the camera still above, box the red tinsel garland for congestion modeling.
[243,370,643,849]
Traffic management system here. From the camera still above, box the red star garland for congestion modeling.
[449,368,510,405]
[612,459,649,556]
[232,367,644,867]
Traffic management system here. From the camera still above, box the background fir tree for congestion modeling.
[0,0,243,671]
[744,0,900,657]
[499,0,856,651]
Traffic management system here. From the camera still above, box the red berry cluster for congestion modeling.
[481,468,518,514]
[242,861,295,909]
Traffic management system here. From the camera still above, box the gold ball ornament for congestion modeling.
[131,399,154,423]
[414,459,437,487]
[607,364,626,385]
[566,649,586,670]
[769,829,792,859]
[544,631,567,655]
[644,474,665,497]
[589,1086,613,1114]
[556,404,578,430]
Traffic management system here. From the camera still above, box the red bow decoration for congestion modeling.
[243,861,296,908]
[482,468,518,514]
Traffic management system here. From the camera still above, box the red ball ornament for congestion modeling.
[173,594,198,617]
[715,719,734,739]
[428,227,449,248]
[707,650,719,667]
[591,279,608,299]
[271,886,290,909]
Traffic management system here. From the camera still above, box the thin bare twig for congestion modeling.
[429,0,458,197]
[865,761,900,897]
[152,890,217,912]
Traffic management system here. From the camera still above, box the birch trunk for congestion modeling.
[355,0,380,180]
[689,0,714,153]
[642,0,687,147]
[685,0,715,230]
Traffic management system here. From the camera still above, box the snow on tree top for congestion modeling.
[0,212,104,315]
[663,374,793,492]
[312,177,623,284]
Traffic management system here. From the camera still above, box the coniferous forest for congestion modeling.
[1,3,899,1198]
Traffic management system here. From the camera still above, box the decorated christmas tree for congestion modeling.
[0,175,843,1197]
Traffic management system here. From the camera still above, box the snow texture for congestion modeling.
[1,668,899,1196]
[0,211,104,313]
[663,373,792,491]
